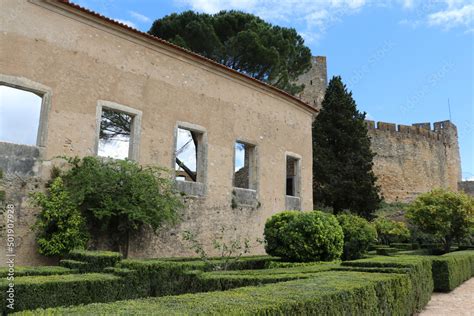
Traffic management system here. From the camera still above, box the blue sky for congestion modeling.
[61,1,474,179]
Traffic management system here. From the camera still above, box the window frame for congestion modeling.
[285,152,302,198]
[172,121,208,197]
[0,74,52,147]
[232,139,258,192]
[95,100,142,161]
[285,152,302,210]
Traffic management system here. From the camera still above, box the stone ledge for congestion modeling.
[285,195,301,210]
[232,187,258,207]
[175,180,206,197]
[0,141,42,176]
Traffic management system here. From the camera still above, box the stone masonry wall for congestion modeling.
[366,120,461,202]
[295,56,327,110]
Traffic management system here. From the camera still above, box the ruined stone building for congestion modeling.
[0,1,464,267]
[0,0,315,265]
[298,55,462,202]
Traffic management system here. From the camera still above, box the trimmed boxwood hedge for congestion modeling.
[376,247,399,256]
[0,266,76,278]
[431,250,474,292]
[1,262,337,313]
[117,256,282,296]
[194,264,339,291]
[0,273,122,313]
[15,271,422,316]
[341,255,434,312]
[65,250,122,272]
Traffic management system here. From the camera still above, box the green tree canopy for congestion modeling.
[149,10,312,94]
[407,189,474,252]
[313,76,381,218]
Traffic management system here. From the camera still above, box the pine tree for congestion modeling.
[313,76,381,219]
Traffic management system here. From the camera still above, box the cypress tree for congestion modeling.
[313,76,381,219]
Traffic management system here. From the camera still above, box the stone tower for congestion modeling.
[295,56,328,110]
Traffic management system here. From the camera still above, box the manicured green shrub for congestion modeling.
[263,210,299,258]
[31,177,89,256]
[0,273,122,313]
[59,259,89,272]
[20,271,421,315]
[376,247,399,256]
[0,266,76,278]
[390,242,418,250]
[431,250,474,292]
[407,189,474,253]
[66,250,122,272]
[373,217,410,245]
[337,213,377,260]
[341,255,434,312]
[264,210,344,262]
[0,268,153,313]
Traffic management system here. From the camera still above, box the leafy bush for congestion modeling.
[431,250,474,292]
[337,214,377,260]
[373,217,410,245]
[46,156,183,257]
[31,177,89,256]
[264,210,343,262]
[407,189,474,252]
[22,271,423,315]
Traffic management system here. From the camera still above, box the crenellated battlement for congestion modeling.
[365,120,457,143]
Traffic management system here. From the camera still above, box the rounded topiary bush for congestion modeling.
[337,213,377,260]
[264,210,343,262]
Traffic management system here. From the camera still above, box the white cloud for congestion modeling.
[129,11,151,23]
[427,4,474,30]
[401,0,414,9]
[176,0,474,42]
[114,19,136,28]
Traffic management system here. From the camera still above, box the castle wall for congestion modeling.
[297,58,462,203]
[366,120,461,202]
[295,56,327,110]
[0,1,314,265]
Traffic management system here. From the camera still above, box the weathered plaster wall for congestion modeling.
[0,0,314,265]
[367,120,461,202]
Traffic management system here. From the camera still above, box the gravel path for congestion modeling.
[420,278,474,316]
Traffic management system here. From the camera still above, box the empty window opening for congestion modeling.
[98,108,133,160]
[175,127,202,182]
[286,156,300,197]
[234,142,257,190]
[0,85,42,146]
[310,80,313,85]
